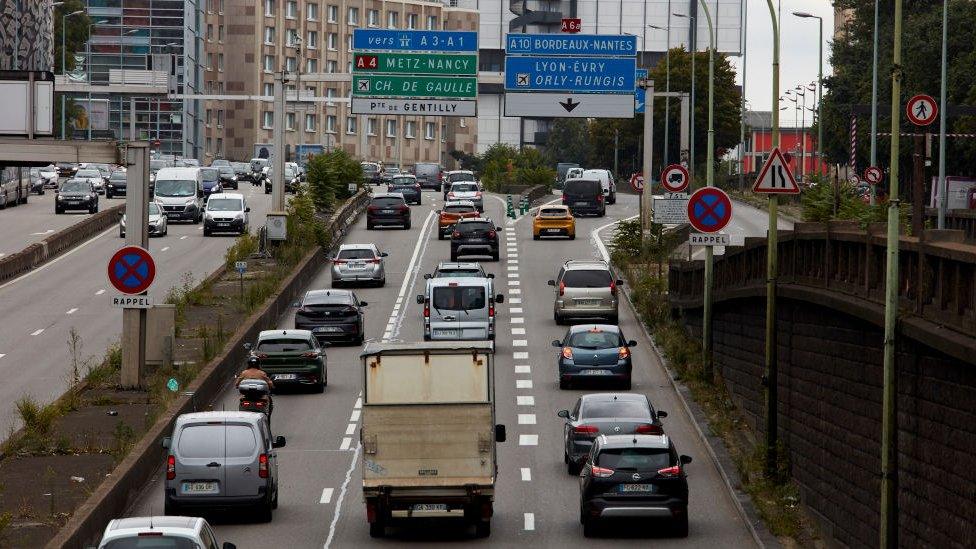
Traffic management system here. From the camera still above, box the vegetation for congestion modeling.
[470,143,556,192]
[306,150,362,211]
[543,119,591,166]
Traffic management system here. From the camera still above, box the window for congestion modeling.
[327,33,337,50]
[306,58,317,73]
[206,0,213,12]
[307,30,318,49]
[306,2,318,20]
[367,118,377,136]
[263,55,274,72]
[427,15,438,29]
[219,0,224,14]
[217,53,224,71]
[206,53,213,70]
[262,111,273,128]
[326,60,337,73]
[425,121,435,140]
[305,85,316,97]
[218,25,224,41]
[305,114,316,132]
[407,14,418,29]
[405,120,416,138]
[367,9,379,27]
[264,26,275,44]
[385,119,396,137]
[205,109,212,125]
[206,24,213,41]
[286,29,298,47]
[218,81,224,94]
[285,56,297,71]
[346,61,352,73]
[264,0,274,17]
[263,82,274,96]
[326,115,336,133]
[459,118,466,128]
[387,11,399,28]
[347,7,359,25]
[285,0,297,18]
[285,112,296,130]
[217,110,224,127]
[205,80,214,94]
[327,5,338,22]
[216,137,223,154]
[346,116,357,134]
[326,87,336,101]
[347,34,353,51]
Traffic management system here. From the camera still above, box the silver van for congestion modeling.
[162,411,285,521]
[417,278,503,341]
[154,167,205,223]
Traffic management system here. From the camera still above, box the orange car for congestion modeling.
[532,204,576,240]
[437,200,480,239]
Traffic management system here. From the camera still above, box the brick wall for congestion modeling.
[679,297,976,548]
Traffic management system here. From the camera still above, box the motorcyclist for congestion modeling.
[237,356,274,417]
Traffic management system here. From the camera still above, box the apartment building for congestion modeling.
[200,0,478,166]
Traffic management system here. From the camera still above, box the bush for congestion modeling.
[307,150,362,211]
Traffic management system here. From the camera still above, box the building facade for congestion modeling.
[742,111,825,178]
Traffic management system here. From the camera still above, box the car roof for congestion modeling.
[436,261,483,271]
[391,174,416,179]
[567,324,621,335]
[371,192,405,199]
[427,276,491,288]
[338,243,377,251]
[564,259,610,270]
[580,392,647,404]
[304,289,355,304]
[157,167,201,178]
[106,515,201,533]
[258,329,314,339]
[208,193,244,201]
[175,410,264,425]
[457,217,492,224]
[539,205,570,211]
[597,434,671,450]
[450,180,478,186]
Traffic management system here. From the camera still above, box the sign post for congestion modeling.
[119,142,151,388]
[235,261,247,302]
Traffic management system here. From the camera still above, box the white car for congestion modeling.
[98,516,236,549]
[74,168,106,194]
[203,192,249,236]
[37,165,59,188]
[446,181,483,212]
[580,168,617,204]
[120,202,168,238]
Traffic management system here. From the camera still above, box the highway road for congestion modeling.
[127,191,757,547]
[0,182,273,436]
[0,189,113,259]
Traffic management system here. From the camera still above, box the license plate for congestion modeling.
[435,329,458,337]
[382,209,395,214]
[580,369,611,376]
[575,201,588,206]
[315,326,342,333]
[411,503,448,511]
[348,262,366,269]
[273,373,297,380]
[620,484,656,493]
[545,228,562,233]
[576,299,602,306]
[217,222,230,226]
[181,481,218,494]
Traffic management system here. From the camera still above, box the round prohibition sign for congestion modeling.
[906,94,938,126]
[863,166,883,186]
[108,245,156,295]
[629,172,645,192]
[687,187,733,233]
[660,164,690,193]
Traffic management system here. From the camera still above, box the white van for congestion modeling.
[581,168,617,204]
[417,278,504,341]
[154,167,204,223]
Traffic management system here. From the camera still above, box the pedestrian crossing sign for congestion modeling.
[753,147,800,194]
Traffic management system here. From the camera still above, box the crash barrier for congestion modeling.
[519,184,551,205]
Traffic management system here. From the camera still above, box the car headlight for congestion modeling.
[232,175,237,181]
[57,195,64,201]
[185,198,196,205]
[234,213,245,220]
[120,216,126,227]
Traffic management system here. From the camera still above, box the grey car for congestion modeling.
[331,243,388,287]
[558,393,667,473]
[548,260,623,325]
[162,411,286,521]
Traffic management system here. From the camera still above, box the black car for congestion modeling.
[558,393,667,473]
[294,289,368,345]
[217,165,239,189]
[265,167,300,194]
[553,325,637,390]
[380,167,401,185]
[57,162,78,177]
[450,218,500,261]
[56,179,99,214]
[579,435,692,537]
[387,176,422,205]
[106,171,127,198]
[563,178,606,217]
[366,193,411,230]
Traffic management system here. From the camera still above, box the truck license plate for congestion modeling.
[435,329,459,337]
[411,503,448,511]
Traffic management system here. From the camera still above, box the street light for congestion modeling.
[672,11,695,178]
[936,0,949,229]
[648,21,672,168]
[795,85,807,182]
[793,11,824,177]
[694,0,716,380]
[61,9,86,138]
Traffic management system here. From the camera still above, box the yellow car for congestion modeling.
[532,205,576,240]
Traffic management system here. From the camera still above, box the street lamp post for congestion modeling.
[648,21,672,168]
[937,0,949,229]
[673,11,695,178]
[697,0,716,380]
[739,0,748,188]
[796,85,807,183]
[869,0,880,204]
[794,12,824,177]
[61,9,86,139]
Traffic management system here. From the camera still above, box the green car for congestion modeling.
[246,329,328,393]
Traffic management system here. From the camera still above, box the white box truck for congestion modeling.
[360,341,505,539]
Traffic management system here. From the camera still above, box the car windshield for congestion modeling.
[385,168,400,175]
[391,177,415,186]
[200,168,218,181]
[212,160,230,167]
[432,286,486,311]
[218,166,235,175]
[362,163,379,173]
[563,269,612,288]
[148,203,161,216]
[564,179,601,194]
[370,197,403,208]
[60,180,89,192]
[435,268,483,278]
[451,183,478,193]
[257,338,312,352]
[337,249,376,260]
[457,222,492,233]
[110,172,126,181]
[76,169,100,178]
[444,205,476,213]
[566,330,622,349]
[284,167,296,178]
[103,535,199,548]
[155,179,196,197]
[596,448,672,471]
[581,400,651,420]
[540,208,569,217]
[206,198,242,211]
[449,172,475,182]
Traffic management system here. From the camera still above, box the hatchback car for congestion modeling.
[34,165,59,189]
[199,167,222,197]
[56,179,98,214]
[294,289,367,345]
[218,165,239,189]
[446,182,483,211]
[246,329,328,391]
[387,175,422,205]
[553,325,637,390]
[533,205,576,239]
[548,260,623,324]
[579,435,691,537]
[381,166,402,185]
[562,178,605,217]
[98,516,237,549]
[162,411,285,521]
[366,193,411,230]
[437,200,480,239]
[558,393,667,473]
[105,170,128,198]
[203,193,249,236]
[121,202,168,238]
[450,218,500,261]
[331,243,388,287]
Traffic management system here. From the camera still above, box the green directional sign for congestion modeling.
[353,75,477,99]
[353,53,478,76]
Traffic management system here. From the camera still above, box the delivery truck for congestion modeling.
[360,341,505,539]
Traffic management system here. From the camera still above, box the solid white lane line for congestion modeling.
[30,329,44,336]
[521,468,532,481]
[514,365,531,374]
[323,444,360,549]
[65,308,78,315]
[511,327,525,335]
[349,409,361,422]
[518,413,536,424]
[339,437,352,450]
[593,214,639,262]
[516,395,535,406]
[513,352,529,360]
[512,317,524,324]
[0,224,119,293]
[354,397,362,409]
[95,289,105,295]
[516,379,533,389]
[160,246,170,252]
[345,423,356,435]
[524,513,535,531]
[30,229,55,236]
[388,210,437,340]
[513,339,527,347]
[519,434,538,446]
[510,307,523,314]
[320,488,334,504]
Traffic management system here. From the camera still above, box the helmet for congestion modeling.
[247,355,261,369]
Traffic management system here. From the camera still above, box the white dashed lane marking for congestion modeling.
[519,434,538,446]
[513,352,529,360]
[518,413,536,424]
[349,409,361,422]
[516,395,535,406]
[524,513,535,531]
[512,339,527,347]
[521,468,532,481]
[510,307,523,314]
[345,423,356,435]
[320,488,334,504]
[95,289,105,295]
[510,297,522,304]
[339,437,352,450]
[514,365,531,374]
[30,329,44,336]
[512,328,525,335]
[512,317,525,324]
[65,308,78,315]
[516,379,533,389]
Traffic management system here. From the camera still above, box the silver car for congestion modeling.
[548,260,624,325]
[98,516,237,549]
[75,168,106,194]
[120,201,168,238]
[331,243,388,287]
[446,181,483,212]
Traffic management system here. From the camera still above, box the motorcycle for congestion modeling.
[239,378,273,420]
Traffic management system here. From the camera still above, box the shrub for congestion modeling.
[307,150,362,211]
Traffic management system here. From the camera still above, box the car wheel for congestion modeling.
[569,233,576,240]
[533,233,540,240]
[90,205,98,214]
[163,225,168,236]
[568,460,582,475]
[203,228,211,236]
[377,278,386,287]
[106,191,112,199]
[474,520,491,538]
[313,379,325,394]
[621,377,632,391]
[369,521,386,538]
[554,312,564,325]
[582,517,599,538]
[673,513,689,538]
[355,335,364,346]
[437,232,444,240]
[366,221,374,230]
[404,221,411,230]
[119,229,125,238]
[559,378,570,390]
[55,207,61,214]
[607,314,618,325]
[265,188,271,194]
[450,251,458,261]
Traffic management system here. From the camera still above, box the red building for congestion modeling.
[743,111,827,178]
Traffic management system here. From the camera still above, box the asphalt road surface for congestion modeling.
[127,191,756,548]
[0,188,113,259]
[0,182,272,437]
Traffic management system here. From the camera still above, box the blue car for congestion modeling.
[199,167,222,196]
[552,324,637,390]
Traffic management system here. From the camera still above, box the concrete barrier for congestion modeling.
[46,190,370,549]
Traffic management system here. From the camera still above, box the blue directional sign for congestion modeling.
[353,29,478,53]
[506,33,637,56]
[635,69,648,113]
[504,56,636,93]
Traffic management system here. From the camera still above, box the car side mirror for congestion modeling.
[628,340,638,347]
[616,279,624,286]
[657,411,668,419]
[435,209,441,213]
[273,435,287,448]
[161,436,171,449]
[201,205,206,211]
[547,280,555,286]
[222,543,238,549]
[423,273,431,279]
[243,342,252,351]
[495,226,502,231]
[486,273,495,279]
[495,424,506,443]
[495,294,504,304]
[380,252,388,257]
[551,339,562,347]
[416,294,424,304]
[680,455,693,465]
[245,207,251,213]
[291,301,300,308]
[557,409,570,419]
[359,301,368,307]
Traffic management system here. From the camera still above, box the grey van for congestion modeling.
[162,411,285,521]
[418,278,503,341]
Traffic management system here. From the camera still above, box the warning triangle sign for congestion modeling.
[753,147,800,194]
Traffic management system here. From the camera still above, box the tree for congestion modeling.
[543,119,591,165]
[306,150,362,211]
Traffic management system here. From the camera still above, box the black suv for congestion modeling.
[366,193,411,230]
[450,218,500,261]
[579,434,692,538]
[563,178,606,217]
[294,289,368,346]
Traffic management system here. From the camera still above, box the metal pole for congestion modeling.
[880,0,904,544]
[690,18,696,179]
[62,13,67,138]
[870,0,880,204]
[121,141,149,388]
[800,90,806,183]
[936,0,948,229]
[663,3,672,167]
[738,0,747,187]
[816,19,823,176]
[699,0,715,380]
[614,128,619,176]
[763,0,780,479]
[641,80,655,235]
[129,97,135,140]
[271,72,286,212]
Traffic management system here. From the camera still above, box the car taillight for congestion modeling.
[618,346,630,359]
[259,454,269,478]
[635,423,662,435]
[241,400,251,406]
[448,192,456,199]
[333,259,347,265]
[561,194,567,203]
[423,303,429,318]
[297,307,312,315]
[591,466,614,478]
[562,347,574,360]
[399,205,409,212]
[166,455,175,480]
[487,230,496,239]
[254,400,266,408]
[610,280,618,297]
[367,205,378,212]
[489,303,495,317]
[475,191,482,198]
[574,425,599,434]
[559,281,566,296]
[657,465,681,477]
[367,258,381,264]
[452,230,461,239]
[597,194,604,203]
[301,351,319,358]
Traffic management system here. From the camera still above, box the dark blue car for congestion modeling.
[199,167,222,196]
[552,324,637,390]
